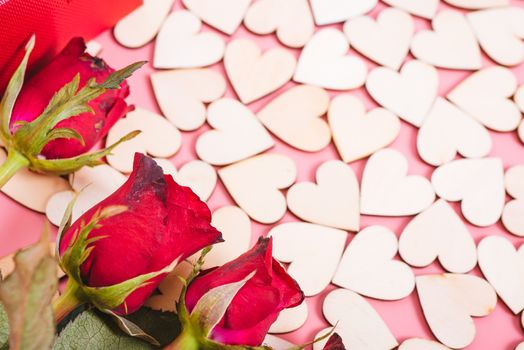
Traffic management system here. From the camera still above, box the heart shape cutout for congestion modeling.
[174,160,217,202]
[361,148,435,216]
[399,199,477,273]
[151,68,226,131]
[145,261,193,312]
[416,274,497,349]
[294,28,367,90]
[382,0,438,19]
[399,339,450,350]
[417,98,492,166]
[309,0,377,25]
[218,154,297,224]
[224,39,296,104]
[448,66,521,131]
[106,108,182,173]
[444,0,509,9]
[344,8,414,70]
[196,98,274,165]
[333,225,415,300]
[270,222,347,296]
[366,60,438,127]
[263,335,296,349]
[154,10,225,69]
[244,0,314,48]
[515,85,524,112]
[182,0,251,35]
[313,289,398,350]
[287,160,360,231]
[268,302,308,334]
[432,158,505,227]
[328,94,400,163]
[257,85,331,152]
[502,165,524,236]
[411,10,481,70]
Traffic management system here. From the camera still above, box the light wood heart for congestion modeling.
[182,0,251,35]
[520,122,524,144]
[174,160,217,202]
[287,160,359,231]
[366,60,438,127]
[263,335,296,349]
[411,10,481,70]
[0,149,70,213]
[106,108,181,173]
[467,7,524,66]
[313,289,398,350]
[399,199,477,273]
[328,94,400,163]
[269,222,347,296]
[333,225,415,300]
[256,85,331,152]
[444,0,509,9]
[399,339,451,350]
[218,154,297,224]
[0,242,65,279]
[85,40,102,56]
[417,98,491,166]
[382,0,438,19]
[113,0,174,48]
[268,302,308,333]
[448,66,521,132]
[344,8,414,70]
[478,235,524,314]
[196,98,274,165]
[224,39,296,104]
[416,274,497,349]
[151,69,226,131]
[309,0,377,25]
[145,261,193,312]
[244,0,314,48]
[432,158,505,227]
[361,148,435,216]
[154,10,225,69]
[294,28,367,91]
[516,85,524,112]
[502,165,524,236]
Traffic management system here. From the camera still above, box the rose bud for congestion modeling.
[0,35,144,187]
[322,333,346,350]
[53,153,223,324]
[169,237,304,350]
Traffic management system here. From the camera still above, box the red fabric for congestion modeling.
[185,237,304,346]
[11,37,132,159]
[0,0,141,93]
[58,153,223,314]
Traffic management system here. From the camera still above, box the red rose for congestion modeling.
[184,237,304,346]
[10,37,132,159]
[57,153,223,315]
[323,333,346,350]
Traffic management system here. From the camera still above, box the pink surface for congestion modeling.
[1,0,524,349]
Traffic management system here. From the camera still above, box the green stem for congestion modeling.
[166,327,200,350]
[53,279,86,324]
[0,149,29,188]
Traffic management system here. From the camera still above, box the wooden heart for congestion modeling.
[416,274,497,349]
[154,10,225,69]
[196,98,274,165]
[333,225,415,300]
[432,158,505,227]
[218,154,296,224]
[366,60,438,127]
[182,0,251,35]
[309,0,377,25]
[268,302,308,333]
[151,68,226,131]
[263,335,296,349]
[294,28,367,90]
[224,39,296,104]
[287,160,359,231]
[502,165,524,236]
[444,0,509,9]
[516,85,524,112]
[399,199,477,273]
[174,160,217,202]
[417,98,491,166]
[145,261,193,312]
[328,94,400,163]
[399,339,451,350]
[361,148,435,216]
[256,85,331,152]
[270,222,347,296]
[0,242,65,279]
[382,0,438,19]
[344,8,414,70]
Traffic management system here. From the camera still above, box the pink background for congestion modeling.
[1,0,524,349]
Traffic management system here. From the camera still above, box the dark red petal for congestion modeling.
[322,333,346,350]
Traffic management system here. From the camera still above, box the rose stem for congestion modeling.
[0,149,29,188]
[52,280,86,324]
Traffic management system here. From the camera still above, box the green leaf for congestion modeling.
[0,303,8,349]
[0,35,35,144]
[95,61,146,89]
[0,225,58,350]
[53,310,155,350]
[45,127,85,146]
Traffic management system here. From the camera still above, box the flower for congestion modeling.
[54,153,223,320]
[322,333,345,350]
[183,237,304,347]
[11,37,131,159]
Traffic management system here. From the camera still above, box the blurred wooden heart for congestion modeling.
[224,39,296,104]
[154,10,225,69]
[444,0,508,8]
[0,242,65,279]
[329,94,400,163]
[516,85,524,112]
[287,160,359,231]
[145,261,193,312]
[309,0,377,25]
[182,0,251,35]
[294,29,367,90]
[502,165,524,236]
[268,302,308,333]
[151,69,226,131]
[399,339,451,350]
[382,0,438,19]
[270,222,347,296]
[174,160,217,202]
[333,225,415,300]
